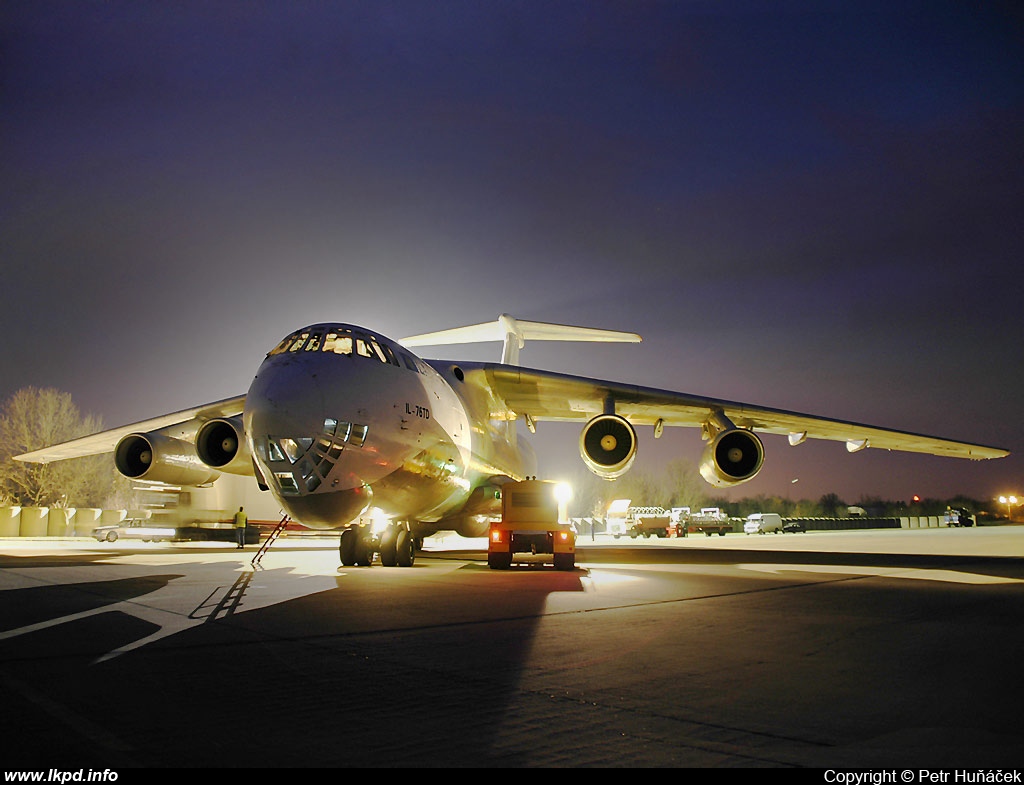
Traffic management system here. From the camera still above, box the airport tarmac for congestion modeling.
[1,527,1022,770]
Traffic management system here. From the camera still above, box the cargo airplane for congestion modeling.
[15,314,1008,566]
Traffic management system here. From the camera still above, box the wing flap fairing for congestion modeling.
[461,363,1007,461]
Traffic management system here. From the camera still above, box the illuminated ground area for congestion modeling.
[428,525,1024,557]
[1,527,1022,768]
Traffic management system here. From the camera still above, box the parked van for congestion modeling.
[744,512,783,534]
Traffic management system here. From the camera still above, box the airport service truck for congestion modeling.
[684,507,733,537]
[626,506,675,538]
[488,479,576,571]
[944,508,975,527]
[605,498,631,538]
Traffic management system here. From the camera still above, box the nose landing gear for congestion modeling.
[339,521,416,567]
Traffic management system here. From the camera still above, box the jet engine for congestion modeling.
[579,414,637,480]
[195,417,252,475]
[699,428,764,488]
[114,433,221,486]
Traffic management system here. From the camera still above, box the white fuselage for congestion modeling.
[243,323,530,534]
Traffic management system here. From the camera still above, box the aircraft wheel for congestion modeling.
[379,526,398,566]
[339,529,357,566]
[488,552,512,570]
[553,553,575,572]
[354,535,374,566]
[396,529,415,567]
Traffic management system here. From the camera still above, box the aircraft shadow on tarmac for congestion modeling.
[574,544,1024,579]
[0,546,591,767]
[2,540,1021,768]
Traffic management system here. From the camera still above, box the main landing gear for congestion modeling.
[339,521,417,567]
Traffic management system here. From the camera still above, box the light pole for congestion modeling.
[998,495,1018,521]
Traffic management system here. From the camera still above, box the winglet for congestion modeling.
[399,314,641,365]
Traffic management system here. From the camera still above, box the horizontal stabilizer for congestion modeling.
[400,314,641,365]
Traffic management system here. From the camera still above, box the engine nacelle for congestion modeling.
[115,433,221,486]
[699,428,764,488]
[579,414,637,480]
[196,417,252,475]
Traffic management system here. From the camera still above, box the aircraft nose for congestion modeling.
[278,485,374,529]
[246,357,325,439]
[246,394,331,492]
[246,392,305,450]
[244,357,375,525]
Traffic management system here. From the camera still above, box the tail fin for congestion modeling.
[399,313,641,365]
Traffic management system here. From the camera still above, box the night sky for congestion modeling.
[3,2,1022,504]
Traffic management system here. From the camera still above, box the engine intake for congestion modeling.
[580,414,637,480]
[115,433,221,486]
[699,428,764,487]
[196,417,251,475]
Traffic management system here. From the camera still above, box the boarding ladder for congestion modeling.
[251,514,290,568]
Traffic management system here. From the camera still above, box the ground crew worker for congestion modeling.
[233,506,248,549]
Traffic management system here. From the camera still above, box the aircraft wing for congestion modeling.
[465,363,1007,460]
[14,395,247,464]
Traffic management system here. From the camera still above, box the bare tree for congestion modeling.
[0,387,123,507]
[568,458,710,519]
[818,492,845,518]
[661,459,708,510]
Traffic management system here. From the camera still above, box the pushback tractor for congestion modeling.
[487,479,576,571]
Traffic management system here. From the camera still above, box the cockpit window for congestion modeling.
[323,332,353,355]
[268,324,412,370]
[256,418,369,497]
[378,341,398,365]
[269,331,311,355]
[355,337,373,359]
[349,423,368,447]
[269,336,293,355]
[352,333,397,365]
